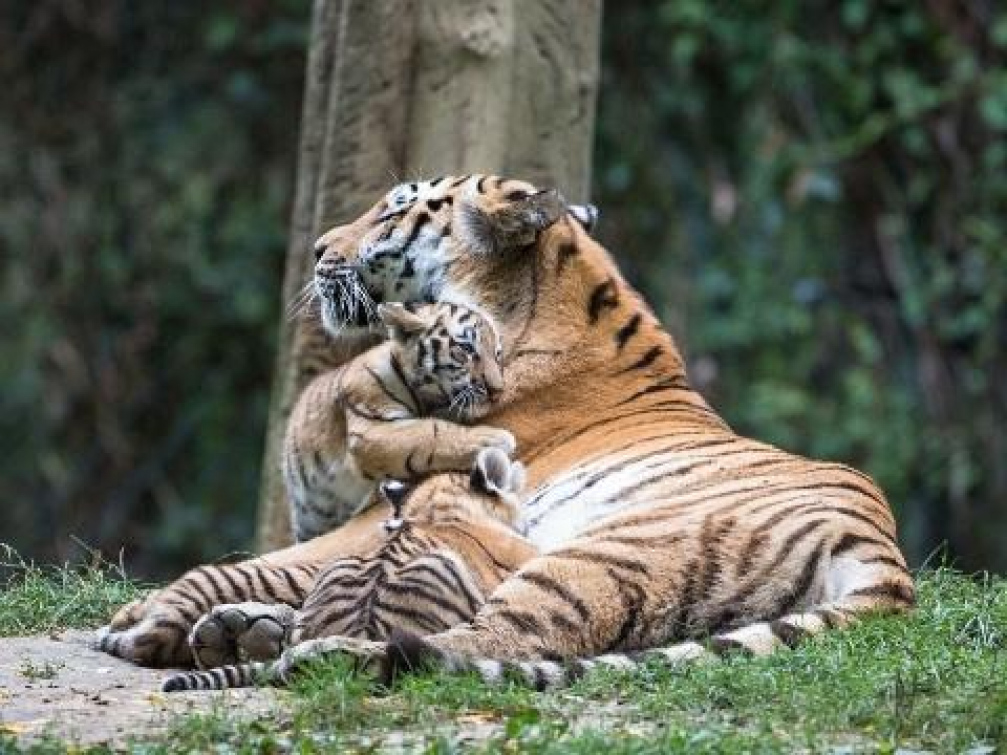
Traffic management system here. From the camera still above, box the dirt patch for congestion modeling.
[0,630,284,747]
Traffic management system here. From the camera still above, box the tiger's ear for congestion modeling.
[459,188,565,255]
[470,448,525,497]
[378,303,428,340]
[568,203,599,233]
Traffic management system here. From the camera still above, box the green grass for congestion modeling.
[0,545,141,637]
[1,560,1004,753]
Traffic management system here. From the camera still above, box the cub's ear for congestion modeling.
[378,303,428,340]
[459,188,566,255]
[568,203,599,233]
[470,447,525,497]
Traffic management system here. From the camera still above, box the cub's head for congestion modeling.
[377,301,504,419]
[312,175,598,337]
[379,447,526,535]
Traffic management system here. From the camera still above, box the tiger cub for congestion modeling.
[284,300,515,542]
[162,448,536,691]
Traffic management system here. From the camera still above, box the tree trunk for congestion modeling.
[256,0,602,550]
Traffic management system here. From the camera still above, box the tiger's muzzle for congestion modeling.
[314,264,377,332]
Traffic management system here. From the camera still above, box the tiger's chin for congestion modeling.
[319,304,377,340]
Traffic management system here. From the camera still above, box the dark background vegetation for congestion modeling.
[3,1,1005,578]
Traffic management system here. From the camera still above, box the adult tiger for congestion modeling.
[98,174,912,680]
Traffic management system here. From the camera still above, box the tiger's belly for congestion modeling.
[522,431,784,553]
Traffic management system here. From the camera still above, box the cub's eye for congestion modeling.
[452,341,476,359]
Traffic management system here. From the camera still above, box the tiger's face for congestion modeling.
[312,175,596,338]
[378,301,504,419]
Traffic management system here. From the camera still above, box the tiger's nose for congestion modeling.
[485,378,504,401]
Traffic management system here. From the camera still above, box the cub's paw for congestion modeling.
[189,602,296,670]
[469,426,516,456]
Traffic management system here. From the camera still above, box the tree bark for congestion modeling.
[256,0,602,550]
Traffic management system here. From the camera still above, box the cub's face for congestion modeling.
[311,175,566,338]
[379,302,504,419]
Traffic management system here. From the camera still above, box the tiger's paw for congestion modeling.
[275,636,388,683]
[469,426,516,456]
[95,608,193,668]
[107,594,155,631]
[189,602,296,670]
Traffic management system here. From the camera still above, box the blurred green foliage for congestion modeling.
[0,2,309,576]
[2,1,1004,576]
[598,0,1007,570]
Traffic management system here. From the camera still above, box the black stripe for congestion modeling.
[617,346,663,374]
[401,212,432,255]
[815,608,847,628]
[615,313,642,351]
[556,242,579,274]
[389,353,423,412]
[196,567,228,604]
[398,558,483,614]
[152,617,190,637]
[615,375,690,407]
[830,532,890,556]
[381,581,472,623]
[279,567,309,602]
[549,612,583,635]
[721,519,830,612]
[364,365,413,412]
[770,620,809,648]
[605,569,645,652]
[174,577,213,612]
[587,278,619,324]
[229,565,257,599]
[860,554,910,571]
[524,405,697,464]
[161,598,201,624]
[516,571,591,622]
[553,548,650,575]
[774,539,826,616]
[476,175,488,192]
[495,609,545,634]
[847,581,915,605]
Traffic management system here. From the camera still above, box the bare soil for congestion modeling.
[0,630,283,748]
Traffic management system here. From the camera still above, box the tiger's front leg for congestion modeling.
[98,504,391,667]
[348,416,515,481]
[97,559,321,667]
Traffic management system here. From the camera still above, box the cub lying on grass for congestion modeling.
[163,448,536,690]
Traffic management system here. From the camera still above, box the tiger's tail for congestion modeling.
[384,586,914,690]
[161,661,276,692]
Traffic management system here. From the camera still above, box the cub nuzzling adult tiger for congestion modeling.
[161,447,535,691]
[284,299,514,542]
[98,174,912,683]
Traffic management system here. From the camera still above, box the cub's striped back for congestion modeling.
[162,449,536,691]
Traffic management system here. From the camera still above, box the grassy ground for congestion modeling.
[1,552,1004,753]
